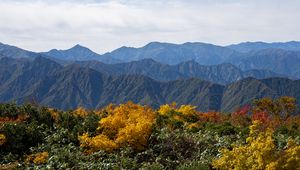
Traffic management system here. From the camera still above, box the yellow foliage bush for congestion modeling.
[186,122,201,130]
[73,107,89,117]
[94,104,115,117]
[0,133,6,145]
[48,108,59,122]
[26,152,49,165]
[79,133,117,153]
[276,139,300,170]
[157,103,199,129]
[213,121,300,170]
[158,103,176,116]
[79,102,156,152]
[158,103,197,117]
[177,105,197,117]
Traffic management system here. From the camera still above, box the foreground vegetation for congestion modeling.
[1,97,300,169]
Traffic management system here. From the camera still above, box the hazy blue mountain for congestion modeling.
[42,44,122,63]
[42,41,240,65]
[43,44,101,61]
[222,77,300,112]
[0,42,38,59]
[1,41,300,79]
[0,57,30,85]
[0,41,286,84]
[0,56,299,112]
[228,49,300,78]
[0,57,62,101]
[102,42,239,65]
[227,41,300,53]
[77,59,284,84]
[0,42,70,65]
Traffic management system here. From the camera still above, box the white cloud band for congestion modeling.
[0,0,299,53]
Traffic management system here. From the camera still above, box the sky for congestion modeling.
[0,0,300,53]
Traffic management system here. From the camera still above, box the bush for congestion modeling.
[1,122,49,154]
[213,121,300,170]
[79,102,156,152]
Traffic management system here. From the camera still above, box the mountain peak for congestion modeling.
[144,41,174,48]
[46,44,91,53]
[70,44,90,51]
[43,44,102,61]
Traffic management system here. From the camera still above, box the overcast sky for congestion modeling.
[0,0,300,53]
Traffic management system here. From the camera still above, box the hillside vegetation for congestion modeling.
[1,97,300,169]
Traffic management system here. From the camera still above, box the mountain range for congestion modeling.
[0,56,299,112]
[1,41,300,79]
[0,41,300,111]
[76,59,282,84]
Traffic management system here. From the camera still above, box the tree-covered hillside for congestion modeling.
[1,56,300,112]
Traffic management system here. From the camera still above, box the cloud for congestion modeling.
[0,0,299,53]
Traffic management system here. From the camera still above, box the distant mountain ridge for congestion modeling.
[100,42,239,65]
[76,59,283,84]
[0,56,299,112]
[45,44,99,61]
[228,49,300,78]
[227,41,300,52]
[0,42,38,59]
[1,41,300,79]
[42,44,122,63]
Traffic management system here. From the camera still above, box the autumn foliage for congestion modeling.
[79,102,156,152]
[0,133,6,145]
[26,152,49,165]
[0,97,300,169]
[213,121,300,170]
